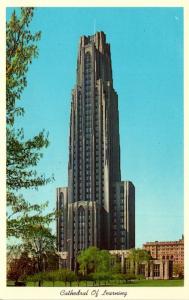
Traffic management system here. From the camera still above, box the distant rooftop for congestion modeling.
[143,235,184,246]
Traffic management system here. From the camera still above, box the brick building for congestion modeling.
[143,235,184,274]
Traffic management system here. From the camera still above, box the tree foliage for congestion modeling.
[90,271,112,286]
[8,224,56,273]
[127,248,151,275]
[27,269,77,287]
[7,252,35,283]
[6,7,54,238]
[23,224,56,273]
[77,247,112,276]
[127,248,151,264]
[173,263,184,278]
[26,271,45,287]
[7,8,40,126]
[111,261,121,274]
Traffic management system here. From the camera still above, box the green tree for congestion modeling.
[91,272,111,286]
[111,261,121,274]
[127,248,151,275]
[128,248,151,263]
[77,247,97,275]
[112,272,125,284]
[6,7,54,238]
[97,250,111,272]
[56,269,77,286]
[58,269,68,286]
[77,247,112,276]
[27,272,45,287]
[43,270,60,286]
[66,270,77,286]
[173,263,184,278]
[26,269,77,287]
[19,224,56,273]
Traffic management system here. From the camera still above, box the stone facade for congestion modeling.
[56,31,135,269]
[112,182,135,250]
[56,187,68,252]
[109,250,172,280]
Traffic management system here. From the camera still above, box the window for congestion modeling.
[153,264,160,277]
[138,264,145,276]
[59,192,64,208]
[78,207,85,251]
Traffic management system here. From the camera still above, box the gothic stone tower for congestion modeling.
[56,32,135,269]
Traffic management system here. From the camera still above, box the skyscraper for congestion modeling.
[57,32,135,269]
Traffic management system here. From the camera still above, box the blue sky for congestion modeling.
[7,7,183,247]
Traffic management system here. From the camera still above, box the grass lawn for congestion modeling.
[118,279,184,287]
[7,280,15,286]
[26,279,184,287]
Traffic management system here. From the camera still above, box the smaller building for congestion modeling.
[57,249,172,279]
[109,250,172,280]
[143,236,184,275]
